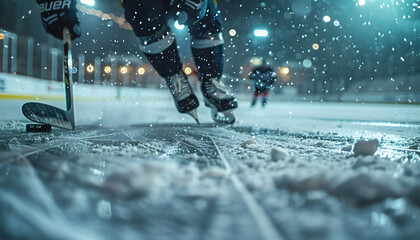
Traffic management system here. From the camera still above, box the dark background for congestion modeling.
[0,0,419,94]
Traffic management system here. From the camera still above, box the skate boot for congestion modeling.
[201,77,238,124]
[166,71,200,123]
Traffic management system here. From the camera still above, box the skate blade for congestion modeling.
[187,108,200,124]
[211,108,235,124]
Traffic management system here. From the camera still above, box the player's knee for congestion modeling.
[137,26,176,55]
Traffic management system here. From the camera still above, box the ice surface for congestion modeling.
[341,144,353,152]
[1,98,420,240]
[0,120,25,132]
[240,139,259,148]
[352,156,376,169]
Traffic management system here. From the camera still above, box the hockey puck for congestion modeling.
[26,124,52,133]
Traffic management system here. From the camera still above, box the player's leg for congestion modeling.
[262,91,269,107]
[124,0,198,114]
[251,92,259,107]
[189,0,237,112]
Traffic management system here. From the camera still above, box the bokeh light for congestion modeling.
[280,67,290,75]
[86,64,94,73]
[104,66,111,74]
[184,67,192,75]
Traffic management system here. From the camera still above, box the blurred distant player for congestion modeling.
[249,59,277,107]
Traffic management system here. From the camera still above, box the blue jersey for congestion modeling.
[250,66,277,92]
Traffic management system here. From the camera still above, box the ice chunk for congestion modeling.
[271,147,290,161]
[243,173,273,192]
[104,161,178,198]
[274,170,334,192]
[353,139,379,156]
[240,139,259,148]
[330,172,407,202]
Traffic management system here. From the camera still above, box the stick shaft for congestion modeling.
[63,28,73,112]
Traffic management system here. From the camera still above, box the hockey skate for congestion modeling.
[201,78,238,124]
[166,71,200,124]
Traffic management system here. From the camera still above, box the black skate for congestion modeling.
[201,78,238,124]
[166,71,200,123]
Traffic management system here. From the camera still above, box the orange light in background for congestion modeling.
[280,67,290,75]
[121,66,128,74]
[104,66,111,73]
[138,67,145,75]
[184,67,192,75]
[86,64,94,73]
[0,34,4,40]
[312,43,319,50]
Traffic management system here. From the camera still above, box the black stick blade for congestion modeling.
[26,124,52,133]
[22,102,74,130]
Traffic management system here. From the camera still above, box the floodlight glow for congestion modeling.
[323,16,331,23]
[138,67,145,75]
[86,64,94,73]
[280,67,290,75]
[174,20,185,30]
[253,29,269,37]
[0,34,4,40]
[184,67,192,75]
[358,0,366,6]
[229,29,237,36]
[121,67,128,74]
[104,66,111,73]
[80,0,95,6]
[312,43,319,50]
[250,57,263,66]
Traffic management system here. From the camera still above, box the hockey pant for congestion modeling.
[252,91,269,106]
[124,0,224,80]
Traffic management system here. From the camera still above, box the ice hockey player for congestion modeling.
[249,59,277,108]
[34,0,238,124]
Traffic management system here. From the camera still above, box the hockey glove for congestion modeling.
[172,0,208,26]
[36,0,81,39]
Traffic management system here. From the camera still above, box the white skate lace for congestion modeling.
[204,78,231,100]
[167,72,193,101]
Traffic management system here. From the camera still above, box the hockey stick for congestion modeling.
[22,28,75,130]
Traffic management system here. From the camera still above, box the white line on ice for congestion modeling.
[209,135,285,240]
